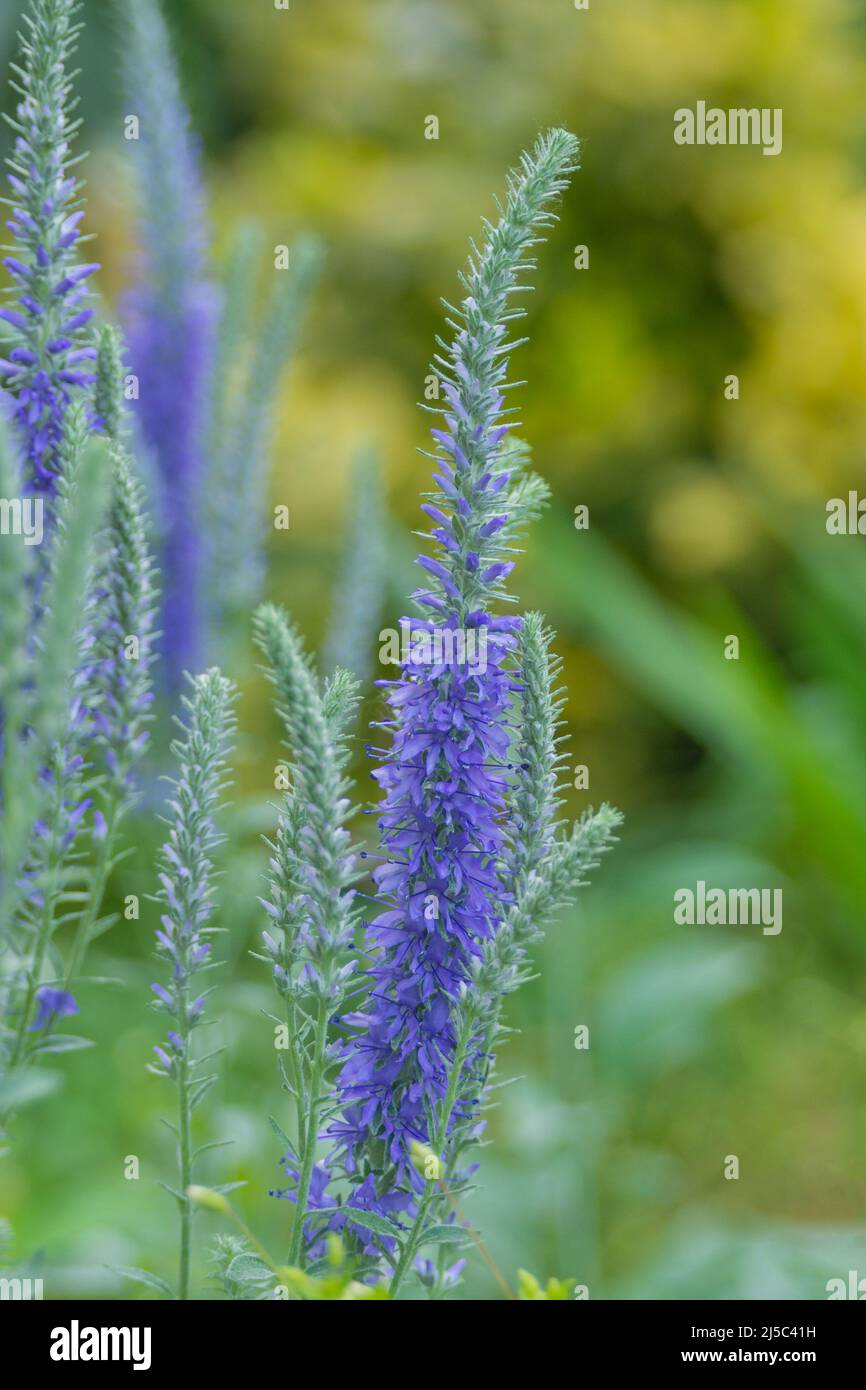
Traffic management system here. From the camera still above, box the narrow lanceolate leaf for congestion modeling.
[110,1265,175,1299]
[416,1224,472,1249]
[30,1033,95,1055]
[314,1207,404,1241]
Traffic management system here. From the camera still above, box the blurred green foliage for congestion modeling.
[2,0,866,1299]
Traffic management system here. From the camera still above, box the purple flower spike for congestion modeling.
[0,0,99,493]
[121,0,217,689]
[321,130,583,1267]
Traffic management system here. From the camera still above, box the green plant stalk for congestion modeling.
[388,1169,436,1298]
[284,993,305,1181]
[177,991,193,1301]
[425,1012,517,1301]
[288,999,328,1267]
[388,1015,475,1298]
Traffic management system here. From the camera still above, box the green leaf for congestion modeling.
[84,914,121,944]
[0,1070,61,1111]
[30,1034,95,1055]
[188,1073,219,1111]
[193,1138,234,1161]
[225,1253,273,1286]
[157,1181,185,1205]
[315,1206,404,1241]
[268,1114,292,1149]
[417,1224,471,1248]
[69,976,124,987]
[276,1056,299,1098]
[110,1265,175,1299]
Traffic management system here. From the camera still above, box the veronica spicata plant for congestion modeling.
[147,668,236,1300]
[0,12,158,1106]
[0,421,109,1121]
[252,605,365,1266]
[0,0,158,1066]
[0,0,97,496]
[406,623,622,1294]
[122,0,321,685]
[0,422,158,1119]
[58,438,159,987]
[121,0,217,688]
[303,128,622,1296]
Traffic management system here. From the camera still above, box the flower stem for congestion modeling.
[177,1009,193,1301]
[287,999,327,1268]
[388,1016,474,1299]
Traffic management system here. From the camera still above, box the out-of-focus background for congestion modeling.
[3,0,866,1298]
